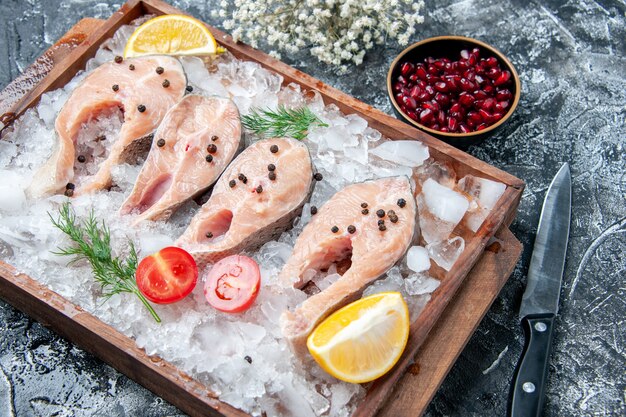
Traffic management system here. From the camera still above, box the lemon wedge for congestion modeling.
[307,291,410,384]
[124,14,224,58]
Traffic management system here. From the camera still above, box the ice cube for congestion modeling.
[0,170,26,212]
[344,114,368,135]
[427,236,465,271]
[417,178,469,243]
[138,233,174,256]
[406,246,430,273]
[0,140,18,168]
[458,175,506,232]
[312,272,341,292]
[363,267,405,296]
[413,158,457,191]
[369,140,429,167]
[404,273,440,295]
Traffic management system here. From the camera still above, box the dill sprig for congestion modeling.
[241,105,328,141]
[49,202,161,323]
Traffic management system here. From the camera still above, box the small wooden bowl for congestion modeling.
[387,36,521,149]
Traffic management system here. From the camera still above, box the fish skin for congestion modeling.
[177,137,314,266]
[26,55,186,198]
[120,95,242,223]
[278,176,417,356]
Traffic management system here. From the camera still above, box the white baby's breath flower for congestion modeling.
[221,0,425,69]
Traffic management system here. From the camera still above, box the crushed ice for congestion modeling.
[0,18,505,417]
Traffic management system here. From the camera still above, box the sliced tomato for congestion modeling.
[136,246,198,304]
[204,255,260,313]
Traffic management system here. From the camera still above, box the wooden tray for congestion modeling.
[0,2,524,416]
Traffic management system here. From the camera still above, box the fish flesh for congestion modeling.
[120,95,242,222]
[279,176,416,354]
[27,55,186,198]
[177,137,314,265]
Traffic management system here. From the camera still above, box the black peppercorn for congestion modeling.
[387,210,396,216]
[397,198,407,208]
[129,64,135,71]
[244,355,252,364]
[186,85,193,92]
[229,180,236,188]
[64,189,74,197]
[267,163,276,171]
[162,79,170,88]
[310,206,318,215]
[77,155,86,163]
[206,232,213,238]
[361,202,368,208]
[378,219,385,226]
[137,104,146,113]
[211,135,219,141]
[65,183,75,190]
[205,155,213,163]
[156,66,164,74]
[389,214,399,223]
[313,173,323,181]
[347,225,356,234]
[268,172,276,181]
[379,224,387,231]
[376,209,385,218]
[112,84,119,92]
[256,185,263,193]
[238,174,247,183]
[331,226,339,233]
[270,144,279,153]
[114,55,123,63]
[361,209,369,215]
[207,144,217,154]
[157,138,166,147]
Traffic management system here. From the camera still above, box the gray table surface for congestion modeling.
[1,0,624,416]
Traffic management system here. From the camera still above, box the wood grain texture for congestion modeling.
[0,2,524,416]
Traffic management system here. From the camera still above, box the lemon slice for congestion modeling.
[307,291,410,383]
[124,14,223,58]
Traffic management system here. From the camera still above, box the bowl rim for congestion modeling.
[387,35,521,138]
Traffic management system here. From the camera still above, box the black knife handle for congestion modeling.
[508,314,556,417]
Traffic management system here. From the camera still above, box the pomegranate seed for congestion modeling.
[434,81,448,93]
[459,78,475,91]
[447,117,458,131]
[483,84,495,94]
[425,85,435,97]
[476,123,489,131]
[434,60,446,69]
[467,111,483,125]
[480,98,496,111]
[459,124,470,133]
[485,57,498,67]
[475,66,486,75]
[397,75,407,84]
[437,110,446,125]
[409,73,419,82]
[494,70,512,86]
[426,56,435,64]
[450,103,462,114]
[417,80,427,89]
[460,49,470,60]
[400,104,408,113]
[415,66,428,80]
[419,108,434,124]
[409,86,421,98]
[496,89,513,101]
[464,70,476,81]
[495,101,509,112]
[478,109,492,121]
[395,92,404,101]
[426,74,440,83]
[406,111,418,121]
[474,90,489,100]
[431,123,440,130]
[491,112,504,122]
[435,92,450,108]
[486,67,502,80]
[440,127,449,132]
[427,65,438,75]
[459,92,475,107]
[468,54,477,66]
[458,60,469,71]
[401,62,415,76]
[403,96,417,110]
[472,47,481,58]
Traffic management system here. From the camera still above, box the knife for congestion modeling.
[508,163,571,417]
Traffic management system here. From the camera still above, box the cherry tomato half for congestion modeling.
[204,255,261,313]
[136,247,198,304]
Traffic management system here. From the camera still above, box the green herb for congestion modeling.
[241,105,328,141]
[49,202,160,323]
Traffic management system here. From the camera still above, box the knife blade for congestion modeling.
[508,163,571,417]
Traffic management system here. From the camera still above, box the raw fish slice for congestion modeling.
[177,138,314,265]
[120,95,242,222]
[278,176,416,354]
[27,56,186,198]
